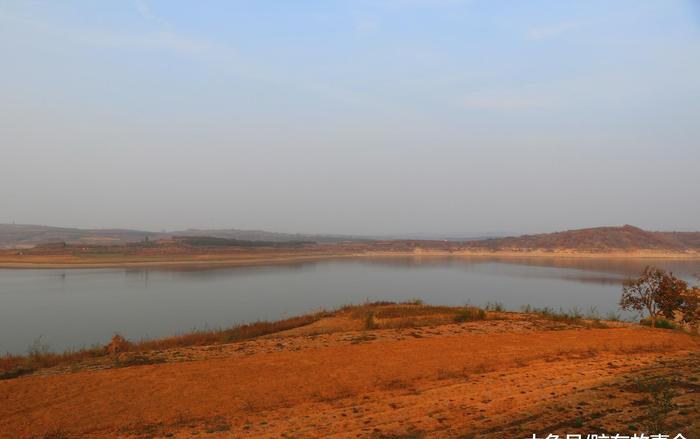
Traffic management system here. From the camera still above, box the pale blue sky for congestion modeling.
[1,1,699,235]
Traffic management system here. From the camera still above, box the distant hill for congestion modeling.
[165,228,355,244]
[2,223,699,252]
[464,225,700,252]
[0,224,356,249]
[371,232,504,241]
[0,224,152,249]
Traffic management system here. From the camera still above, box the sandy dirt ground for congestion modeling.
[1,251,699,270]
[1,242,699,269]
[1,316,698,439]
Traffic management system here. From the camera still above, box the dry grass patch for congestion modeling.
[341,301,487,330]
[344,302,456,320]
[312,386,356,403]
[0,301,622,380]
[0,338,105,380]
[118,414,230,438]
[436,367,469,380]
[133,312,326,351]
[0,312,326,379]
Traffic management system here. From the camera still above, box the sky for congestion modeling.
[1,0,699,236]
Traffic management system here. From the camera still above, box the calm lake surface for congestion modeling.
[1,257,699,354]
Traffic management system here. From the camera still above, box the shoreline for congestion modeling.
[1,249,700,269]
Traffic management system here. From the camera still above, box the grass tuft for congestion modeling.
[521,306,586,325]
[484,301,505,312]
[605,310,622,321]
[364,311,378,330]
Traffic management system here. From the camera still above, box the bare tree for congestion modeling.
[620,266,688,327]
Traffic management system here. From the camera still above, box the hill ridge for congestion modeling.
[465,224,700,252]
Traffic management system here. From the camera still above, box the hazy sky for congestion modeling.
[1,1,699,235]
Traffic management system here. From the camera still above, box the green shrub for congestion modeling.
[640,318,677,329]
[633,377,677,433]
[454,306,486,322]
[0,367,34,380]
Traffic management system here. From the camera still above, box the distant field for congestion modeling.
[1,224,700,269]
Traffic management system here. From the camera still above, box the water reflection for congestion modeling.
[122,256,700,286]
[352,255,700,279]
[1,256,698,354]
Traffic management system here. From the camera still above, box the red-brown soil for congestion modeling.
[1,309,698,439]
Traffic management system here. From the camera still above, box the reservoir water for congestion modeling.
[1,256,698,354]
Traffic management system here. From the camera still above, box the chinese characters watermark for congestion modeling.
[527,434,687,439]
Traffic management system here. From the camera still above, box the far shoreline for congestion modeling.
[2,249,700,269]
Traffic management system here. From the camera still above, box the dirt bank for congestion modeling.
[1,308,697,438]
[1,248,699,269]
